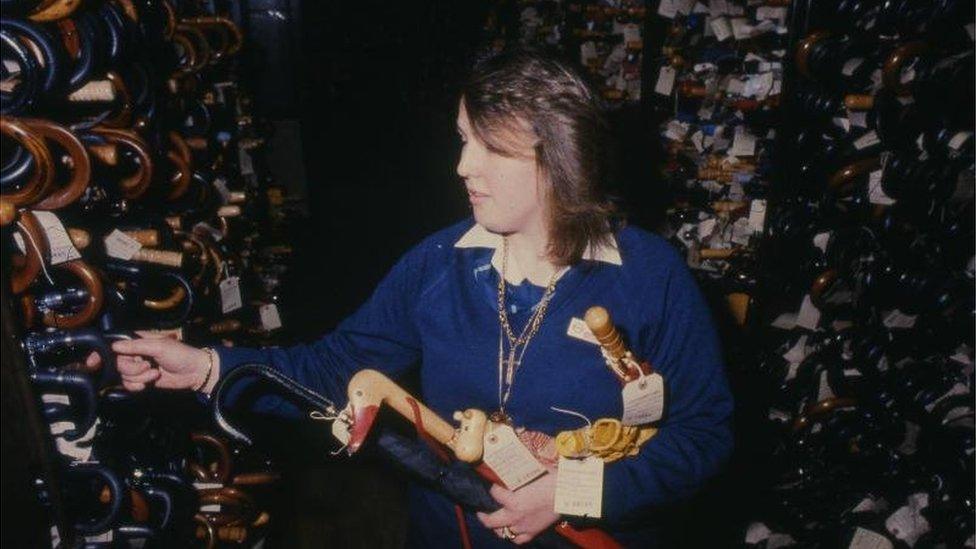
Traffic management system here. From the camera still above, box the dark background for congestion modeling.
[233,1,747,546]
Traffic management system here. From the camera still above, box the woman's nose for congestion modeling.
[456,146,473,179]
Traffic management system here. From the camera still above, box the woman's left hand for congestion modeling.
[476,470,561,545]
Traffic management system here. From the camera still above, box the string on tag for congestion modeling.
[17,220,56,285]
[550,406,592,429]
[309,409,350,456]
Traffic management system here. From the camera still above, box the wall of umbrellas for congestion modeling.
[648,0,974,547]
[2,1,299,546]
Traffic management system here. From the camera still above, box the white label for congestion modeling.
[554,456,603,518]
[219,277,243,313]
[710,17,733,41]
[795,294,821,330]
[745,522,772,544]
[771,312,797,330]
[882,309,917,329]
[698,217,717,240]
[657,0,678,18]
[654,66,677,96]
[200,504,221,513]
[744,72,774,99]
[709,0,728,16]
[41,393,71,405]
[949,131,972,150]
[193,481,223,490]
[691,131,705,153]
[665,120,690,141]
[482,424,546,490]
[104,229,143,260]
[675,0,693,15]
[854,131,881,150]
[748,199,767,233]
[783,335,809,364]
[725,77,746,95]
[885,494,930,547]
[869,170,896,205]
[850,527,894,549]
[813,231,832,253]
[623,24,641,44]
[213,177,232,202]
[756,6,786,20]
[834,117,852,132]
[729,126,757,157]
[566,317,599,345]
[85,531,113,543]
[849,111,868,128]
[34,211,81,265]
[730,18,752,40]
[697,104,715,121]
[259,303,282,330]
[817,370,835,402]
[842,58,865,77]
[621,372,665,425]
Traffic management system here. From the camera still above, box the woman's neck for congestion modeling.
[506,219,559,287]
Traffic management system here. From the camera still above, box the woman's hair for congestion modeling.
[461,48,621,266]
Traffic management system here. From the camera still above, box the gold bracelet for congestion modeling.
[194,348,216,392]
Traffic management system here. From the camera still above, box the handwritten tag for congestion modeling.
[885,494,930,547]
[854,130,881,150]
[710,17,733,41]
[621,372,665,425]
[34,211,81,265]
[868,170,896,205]
[238,147,255,175]
[748,199,767,233]
[567,317,599,345]
[104,229,143,260]
[219,277,242,313]
[482,424,546,490]
[259,303,283,330]
[554,456,603,518]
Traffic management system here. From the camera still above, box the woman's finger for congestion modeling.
[477,508,515,529]
[122,380,146,392]
[117,356,152,376]
[112,338,170,357]
[122,367,160,385]
[84,351,101,368]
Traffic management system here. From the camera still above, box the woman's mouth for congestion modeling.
[467,190,489,205]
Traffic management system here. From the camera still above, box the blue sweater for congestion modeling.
[215,218,733,547]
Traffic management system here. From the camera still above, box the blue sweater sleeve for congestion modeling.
[211,240,431,416]
[601,250,734,522]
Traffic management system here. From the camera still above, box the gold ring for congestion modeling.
[502,527,517,540]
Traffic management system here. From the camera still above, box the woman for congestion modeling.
[108,49,733,547]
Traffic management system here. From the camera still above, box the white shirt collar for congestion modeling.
[454,223,622,285]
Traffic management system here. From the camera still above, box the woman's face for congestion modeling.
[456,100,547,235]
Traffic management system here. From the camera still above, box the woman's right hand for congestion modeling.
[86,338,215,392]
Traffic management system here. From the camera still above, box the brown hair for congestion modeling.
[461,48,621,266]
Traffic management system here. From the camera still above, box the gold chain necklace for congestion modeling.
[494,237,563,423]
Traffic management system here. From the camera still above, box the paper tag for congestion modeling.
[665,120,690,141]
[259,303,283,330]
[813,231,832,253]
[42,393,71,405]
[213,177,232,202]
[657,0,678,18]
[854,131,881,150]
[219,277,243,313]
[201,504,222,513]
[193,481,223,490]
[730,18,752,40]
[554,456,603,518]
[748,199,767,233]
[885,494,930,547]
[332,419,351,445]
[621,372,665,425]
[850,527,894,549]
[34,211,81,265]
[710,17,733,41]
[795,294,821,330]
[746,522,772,544]
[691,131,705,153]
[948,131,972,151]
[924,383,969,413]
[756,6,786,20]
[744,72,774,99]
[730,126,757,157]
[104,229,143,260]
[882,310,917,329]
[653,66,677,97]
[85,531,113,543]
[842,58,865,77]
[54,420,97,461]
[817,370,835,401]
[849,111,868,128]
[783,335,809,364]
[482,424,546,490]
[868,170,896,205]
[966,22,975,40]
[567,317,599,345]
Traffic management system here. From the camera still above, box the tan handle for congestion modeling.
[67,228,91,249]
[123,229,160,247]
[217,205,241,217]
[23,118,92,210]
[347,369,456,445]
[143,285,187,310]
[793,397,858,432]
[584,306,628,361]
[844,94,874,111]
[67,79,116,102]
[131,248,183,268]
